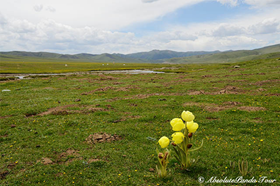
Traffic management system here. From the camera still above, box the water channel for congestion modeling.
[0,70,164,79]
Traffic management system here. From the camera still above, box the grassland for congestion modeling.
[0,57,279,185]
[0,60,170,74]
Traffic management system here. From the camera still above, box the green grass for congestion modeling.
[0,57,279,185]
[0,60,171,74]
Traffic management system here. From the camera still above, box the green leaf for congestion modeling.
[189,139,203,152]
[172,146,183,164]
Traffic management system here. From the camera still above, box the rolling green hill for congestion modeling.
[166,44,280,63]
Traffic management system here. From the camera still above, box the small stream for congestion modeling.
[0,70,164,79]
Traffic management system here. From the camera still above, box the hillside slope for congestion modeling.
[167,44,280,63]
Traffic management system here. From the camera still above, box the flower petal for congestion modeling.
[170,118,185,131]
[172,132,184,144]
[181,111,195,122]
[158,136,170,148]
[187,122,199,133]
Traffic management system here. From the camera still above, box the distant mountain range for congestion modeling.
[0,44,279,64]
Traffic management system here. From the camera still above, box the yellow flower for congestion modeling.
[170,118,185,131]
[158,136,170,148]
[187,121,199,133]
[172,132,184,144]
[181,111,195,122]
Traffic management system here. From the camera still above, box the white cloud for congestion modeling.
[216,0,280,8]
[243,0,280,8]
[165,35,264,52]
[0,13,279,54]
[45,6,56,13]
[142,0,159,3]
[210,24,247,37]
[34,4,44,12]
[0,0,204,30]
[217,0,239,7]
[0,18,138,53]
[249,18,280,34]
[146,31,197,43]
[0,13,8,25]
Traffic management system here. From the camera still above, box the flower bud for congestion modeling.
[187,144,193,149]
[158,153,164,159]
[164,152,169,160]
[188,133,193,138]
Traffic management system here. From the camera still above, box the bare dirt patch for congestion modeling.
[86,133,122,144]
[183,102,266,112]
[206,116,219,120]
[204,105,233,112]
[107,92,186,102]
[0,115,13,119]
[188,90,205,95]
[57,149,83,165]
[187,86,245,95]
[116,87,131,92]
[265,93,280,96]
[81,86,114,95]
[252,79,280,86]
[36,104,108,116]
[38,149,105,166]
[238,106,266,112]
[222,101,241,106]
[59,149,80,158]
[99,74,118,80]
[0,171,9,180]
[81,85,136,95]
[88,159,103,163]
[42,158,53,165]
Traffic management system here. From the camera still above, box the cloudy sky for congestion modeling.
[0,0,280,54]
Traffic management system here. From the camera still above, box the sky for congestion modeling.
[0,0,280,54]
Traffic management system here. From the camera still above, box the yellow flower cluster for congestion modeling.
[158,111,199,148]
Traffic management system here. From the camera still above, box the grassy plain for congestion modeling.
[0,60,169,74]
[0,58,279,185]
